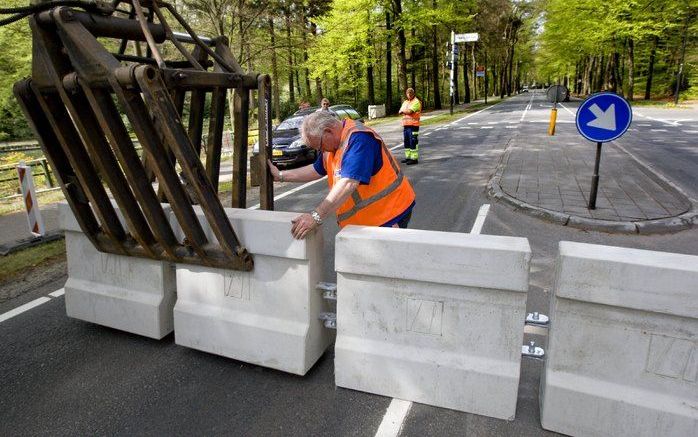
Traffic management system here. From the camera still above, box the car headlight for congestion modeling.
[288,139,304,149]
[252,141,259,154]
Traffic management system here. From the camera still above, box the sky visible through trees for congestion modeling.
[0,0,696,140]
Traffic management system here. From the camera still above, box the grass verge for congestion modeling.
[0,238,66,283]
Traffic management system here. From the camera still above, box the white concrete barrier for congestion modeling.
[171,207,333,375]
[334,226,531,420]
[541,241,698,436]
[368,104,386,119]
[60,202,176,339]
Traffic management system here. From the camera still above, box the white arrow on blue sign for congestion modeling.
[575,92,632,143]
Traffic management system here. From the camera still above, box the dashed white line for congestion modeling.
[49,289,65,298]
[506,125,517,129]
[0,297,52,323]
[651,129,668,132]
[470,204,490,234]
[375,399,413,437]
[480,126,493,129]
[682,130,698,134]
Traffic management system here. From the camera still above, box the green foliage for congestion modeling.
[0,0,32,141]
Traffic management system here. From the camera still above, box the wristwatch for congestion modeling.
[310,210,323,225]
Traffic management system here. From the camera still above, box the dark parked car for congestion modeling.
[254,104,363,168]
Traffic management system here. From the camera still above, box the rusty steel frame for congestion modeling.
[14,1,275,271]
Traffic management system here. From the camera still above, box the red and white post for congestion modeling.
[17,162,45,236]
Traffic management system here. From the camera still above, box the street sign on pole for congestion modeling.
[476,66,485,77]
[449,31,455,115]
[575,92,633,209]
[455,33,479,43]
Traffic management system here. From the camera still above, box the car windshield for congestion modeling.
[277,116,304,130]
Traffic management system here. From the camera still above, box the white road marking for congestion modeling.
[423,132,431,136]
[0,297,52,324]
[676,140,688,144]
[635,112,680,126]
[682,130,698,134]
[520,93,534,122]
[470,204,490,234]
[651,129,668,132]
[480,126,493,129]
[374,399,413,437]
[487,121,498,124]
[558,103,576,116]
[638,123,652,127]
[506,125,517,129]
[468,122,477,125]
[49,289,65,298]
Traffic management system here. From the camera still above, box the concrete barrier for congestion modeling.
[334,226,531,420]
[60,202,176,339]
[368,104,386,119]
[171,207,333,375]
[541,241,698,436]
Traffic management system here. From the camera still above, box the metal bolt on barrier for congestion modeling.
[525,311,549,327]
[522,341,545,359]
[317,282,337,301]
[318,312,336,329]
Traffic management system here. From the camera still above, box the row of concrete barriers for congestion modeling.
[60,203,698,436]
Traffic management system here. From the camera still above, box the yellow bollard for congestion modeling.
[548,107,558,136]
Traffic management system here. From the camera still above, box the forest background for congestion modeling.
[0,0,696,141]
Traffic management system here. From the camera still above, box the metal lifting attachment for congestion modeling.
[11,0,275,271]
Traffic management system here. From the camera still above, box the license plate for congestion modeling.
[272,149,283,157]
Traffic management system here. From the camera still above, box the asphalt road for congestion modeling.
[1,91,697,436]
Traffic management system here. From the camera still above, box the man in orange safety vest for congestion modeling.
[398,87,422,165]
[267,111,416,239]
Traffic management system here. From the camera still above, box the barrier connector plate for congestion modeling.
[522,341,545,359]
[525,312,549,327]
[318,312,336,329]
[317,282,337,301]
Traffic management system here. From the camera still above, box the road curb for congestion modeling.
[487,142,698,235]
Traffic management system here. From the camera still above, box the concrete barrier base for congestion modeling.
[172,208,332,375]
[60,203,176,339]
[334,226,531,419]
[540,241,698,436]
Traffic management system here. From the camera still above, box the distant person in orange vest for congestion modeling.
[267,111,416,239]
[398,87,422,165]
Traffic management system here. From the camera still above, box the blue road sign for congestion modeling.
[575,92,632,143]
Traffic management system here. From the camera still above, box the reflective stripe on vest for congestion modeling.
[324,120,415,227]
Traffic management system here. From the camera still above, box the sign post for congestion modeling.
[449,32,478,115]
[575,92,633,209]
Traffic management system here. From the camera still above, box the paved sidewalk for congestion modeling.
[491,127,694,232]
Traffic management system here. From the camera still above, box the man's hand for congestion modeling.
[291,213,319,239]
[267,159,280,181]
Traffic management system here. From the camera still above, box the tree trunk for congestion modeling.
[472,45,477,100]
[269,18,281,121]
[463,49,470,103]
[627,38,634,101]
[284,10,295,104]
[645,36,658,100]
[431,4,441,109]
[391,0,408,93]
[507,45,515,96]
[385,12,393,113]
[367,10,375,105]
[610,51,620,93]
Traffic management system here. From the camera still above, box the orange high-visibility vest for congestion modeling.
[324,120,416,227]
[400,97,422,126]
